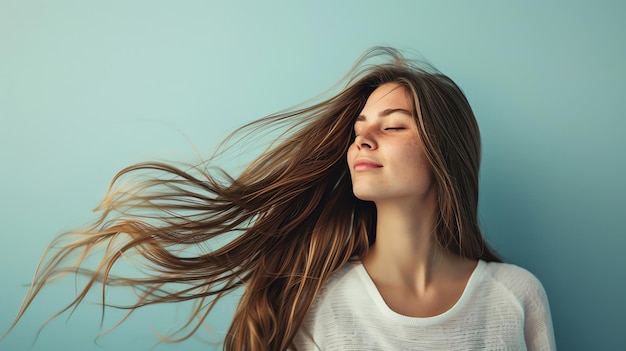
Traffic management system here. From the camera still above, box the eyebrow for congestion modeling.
[356,108,413,121]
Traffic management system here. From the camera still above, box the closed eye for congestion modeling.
[384,127,405,131]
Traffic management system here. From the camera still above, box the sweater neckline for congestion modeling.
[353,259,486,326]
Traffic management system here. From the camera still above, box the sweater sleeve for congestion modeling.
[520,270,557,351]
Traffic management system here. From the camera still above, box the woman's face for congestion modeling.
[347,83,435,208]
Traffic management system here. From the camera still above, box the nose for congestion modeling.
[355,130,377,150]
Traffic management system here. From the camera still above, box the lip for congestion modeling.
[353,158,383,172]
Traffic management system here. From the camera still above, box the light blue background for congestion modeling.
[1,1,624,350]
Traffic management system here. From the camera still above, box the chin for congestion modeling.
[352,189,379,202]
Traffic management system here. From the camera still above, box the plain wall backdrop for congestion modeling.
[1,1,624,350]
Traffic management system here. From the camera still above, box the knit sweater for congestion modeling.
[293,260,556,350]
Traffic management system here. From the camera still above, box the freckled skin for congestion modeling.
[347,83,435,210]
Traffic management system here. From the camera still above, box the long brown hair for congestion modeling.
[7,47,499,350]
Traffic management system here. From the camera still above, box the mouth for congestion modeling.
[353,160,383,172]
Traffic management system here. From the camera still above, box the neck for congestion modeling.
[362,199,462,294]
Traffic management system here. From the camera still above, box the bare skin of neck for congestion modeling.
[361,196,477,318]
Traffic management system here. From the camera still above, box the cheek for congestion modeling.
[408,150,430,171]
[346,144,357,168]
[397,143,432,180]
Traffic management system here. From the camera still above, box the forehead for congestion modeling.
[362,83,412,112]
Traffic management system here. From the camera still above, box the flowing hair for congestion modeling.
[7,47,499,351]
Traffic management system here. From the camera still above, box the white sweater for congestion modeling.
[293,260,555,350]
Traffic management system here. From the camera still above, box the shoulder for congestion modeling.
[480,261,550,311]
[314,261,365,306]
[482,261,543,287]
[481,262,556,349]
[293,261,372,350]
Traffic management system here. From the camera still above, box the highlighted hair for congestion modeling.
[8,47,498,351]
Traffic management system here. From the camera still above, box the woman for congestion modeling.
[7,47,555,350]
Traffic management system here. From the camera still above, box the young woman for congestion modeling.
[7,47,555,350]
